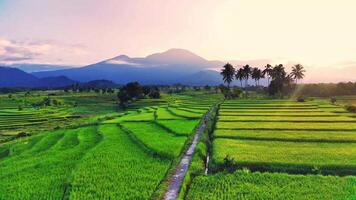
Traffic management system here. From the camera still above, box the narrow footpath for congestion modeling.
[163,108,214,200]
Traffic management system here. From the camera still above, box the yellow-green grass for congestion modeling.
[121,122,187,159]
[156,107,185,120]
[186,171,356,200]
[167,107,202,119]
[218,115,356,122]
[104,111,154,123]
[218,112,340,116]
[214,129,356,142]
[69,125,171,199]
[155,119,200,135]
[173,107,207,114]
[216,121,356,131]
[220,106,319,110]
[221,103,317,107]
[0,126,101,199]
[219,109,322,113]
[213,138,356,174]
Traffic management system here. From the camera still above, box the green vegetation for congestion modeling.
[0,126,101,199]
[2,88,356,199]
[185,97,356,199]
[121,122,187,158]
[69,125,171,199]
[186,171,356,200]
[213,138,356,174]
[0,90,220,199]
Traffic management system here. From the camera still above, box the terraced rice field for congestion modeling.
[186,171,356,200]
[0,92,220,199]
[186,99,356,199]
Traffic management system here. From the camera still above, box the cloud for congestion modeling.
[0,37,88,65]
[105,59,140,66]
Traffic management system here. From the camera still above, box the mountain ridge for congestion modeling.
[0,66,76,88]
[33,48,224,85]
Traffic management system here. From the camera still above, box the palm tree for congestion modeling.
[235,68,244,88]
[290,64,305,84]
[262,64,272,85]
[251,67,261,86]
[270,64,286,80]
[242,65,251,87]
[220,63,235,88]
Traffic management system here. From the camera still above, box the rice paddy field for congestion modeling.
[2,91,356,199]
[0,90,221,199]
[186,98,356,199]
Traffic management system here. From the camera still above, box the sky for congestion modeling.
[1,0,356,82]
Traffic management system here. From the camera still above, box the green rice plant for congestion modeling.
[121,122,187,158]
[218,115,356,122]
[69,125,171,199]
[167,107,202,119]
[214,129,356,142]
[156,107,184,120]
[186,171,356,200]
[213,138,356,174]
[218,112,339,116]
[155,119,200,135]
[117,110,154,121]
[216,121,356,131]
[0,126,101,199]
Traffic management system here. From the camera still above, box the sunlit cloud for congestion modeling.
[0,37,88,66]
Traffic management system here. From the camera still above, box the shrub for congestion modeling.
[345,105,356,113]
[16,132,30,138]
[330,97,337,104]
[297,96,305,102]
[223,155,236,172]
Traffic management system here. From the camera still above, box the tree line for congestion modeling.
[117,82,160,108]
[295,82,356,97]
[220,63,305,97]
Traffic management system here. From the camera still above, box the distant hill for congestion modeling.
[37,76,77,88]
[80,80,119,89]
[179,70,222,86]
[0,66,38,87]
[0,66,76,88]
[8,64,72,73]
[33,49,224,85]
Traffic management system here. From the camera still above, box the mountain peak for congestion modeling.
[111,55,130,60]
[145,48,207,64]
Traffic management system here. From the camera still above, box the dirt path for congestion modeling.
[163,108,213,200]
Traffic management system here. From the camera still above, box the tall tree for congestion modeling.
[242,65,251,87]
[220,63,235,88]
[251,67,263,86]
[235,68,244,88]
[290,64,306,84]
[263,64,272,86]
[268,64,293,96]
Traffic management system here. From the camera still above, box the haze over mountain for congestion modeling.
[33,49,224,85]
[8,64,72,73]
[0,66,76,88]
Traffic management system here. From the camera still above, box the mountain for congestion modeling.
[0,66,39,87]
[180,70,222,86]
[0,66,76,88]
[8,64,72,73]
[37,76,76,88]
[33,49,224,85]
